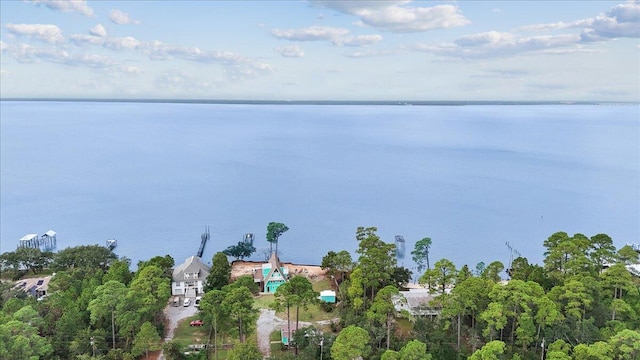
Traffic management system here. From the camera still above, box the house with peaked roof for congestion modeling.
[14,275,52,299]
[254,253,289,293]
[172,256,210,298]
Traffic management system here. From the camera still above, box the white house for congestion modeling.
[393,288,440,317]
[171,256,210,298]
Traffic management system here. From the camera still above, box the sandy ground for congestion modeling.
[231,260,328,281]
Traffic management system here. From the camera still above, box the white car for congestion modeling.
[195,296,201,308]
[183,298,191,307]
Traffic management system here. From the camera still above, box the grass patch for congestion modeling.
[270,330,282,342]
[312,277,331,292]
[275,303,336,323]
[253,294,275,309]
[172,315,209,347]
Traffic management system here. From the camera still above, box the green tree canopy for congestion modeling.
[206,252,232,291]
[331,325,371,360]
[266,222,289,255]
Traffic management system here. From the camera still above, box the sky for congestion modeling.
[0,0,639,101]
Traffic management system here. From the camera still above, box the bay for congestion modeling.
[1,101,638,275]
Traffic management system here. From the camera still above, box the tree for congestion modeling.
[266,222,289,255]
[289,276,318,338]
[356,226,397,300]
[137,255,175,278]
[162,341,186,360]
[222,286,258,342]
[272,281,296,350]
[132,321,161,358]
[545,339,571,360]
[227,341,262,360]
[14,247,53,274]
[589,233,616,273]
[321,250,354,288]
[126,265,171,327]
[88,280,128,347]
[206,252,231,291]
[481,261,504,283]
[227,274,260,295]
[617,245,639,264]
[367,285,400,350]
[468,340,505,360]
[420,258,457,295]
[331,325,371,360]
[399,339,432,360]
[103,258,133,286]
[573,341,613,360]
[599,263,638,321]
[608,329,640,360]
[223,242,256,260]
[411,237,433,275]
[0,313,53,359]
[52,244,117,271]
[199,289,227,359]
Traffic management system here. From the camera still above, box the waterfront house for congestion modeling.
[171,256,210,298]
[393,288,440,318]
[254,253,289,293]
[14,276,52,299]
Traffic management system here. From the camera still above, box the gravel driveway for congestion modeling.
[158,298,199,360]
[257,309,285,358]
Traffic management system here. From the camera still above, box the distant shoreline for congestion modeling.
[1,98,636,106]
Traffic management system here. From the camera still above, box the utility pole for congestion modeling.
[90,336,95,357]
[112,310,116,349]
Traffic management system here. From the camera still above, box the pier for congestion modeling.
[18,231,57,252]
[196,227,210,258]
[106,239,117,250]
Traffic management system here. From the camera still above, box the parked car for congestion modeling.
[195,296,201,308]
[183,298,191,307]
[190,319,204,327]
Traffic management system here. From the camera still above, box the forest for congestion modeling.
[1,226,639,360]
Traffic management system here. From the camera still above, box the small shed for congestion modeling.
[281,325,291,346]
[319,290,336,303]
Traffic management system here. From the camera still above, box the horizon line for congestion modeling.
[1,98,638,106]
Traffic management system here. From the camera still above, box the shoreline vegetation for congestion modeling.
[1,225,639,360]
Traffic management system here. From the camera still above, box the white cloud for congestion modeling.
[271,26,349,41]
[413,31,581,59]
[70,34,104,46]
[24,0,94,17]
[6,23,65,44]
[519,3,639,40]
[103,36,142,51]
[109,9,140,25]
[274,45,305,58]
[90,24,107,37]
[581,3,640,40]
[333,34,382,46]
[310,1,469,32]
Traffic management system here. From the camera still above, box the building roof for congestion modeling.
[14,276,52,298]
[172,256,210,282]
[44,230,56,237]
[20,234,38,241]
[264,253,287,283]
[393,288,440,316]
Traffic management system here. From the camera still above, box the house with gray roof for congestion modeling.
[171,256,210,298]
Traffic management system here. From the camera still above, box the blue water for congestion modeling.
[1,101,638,275]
